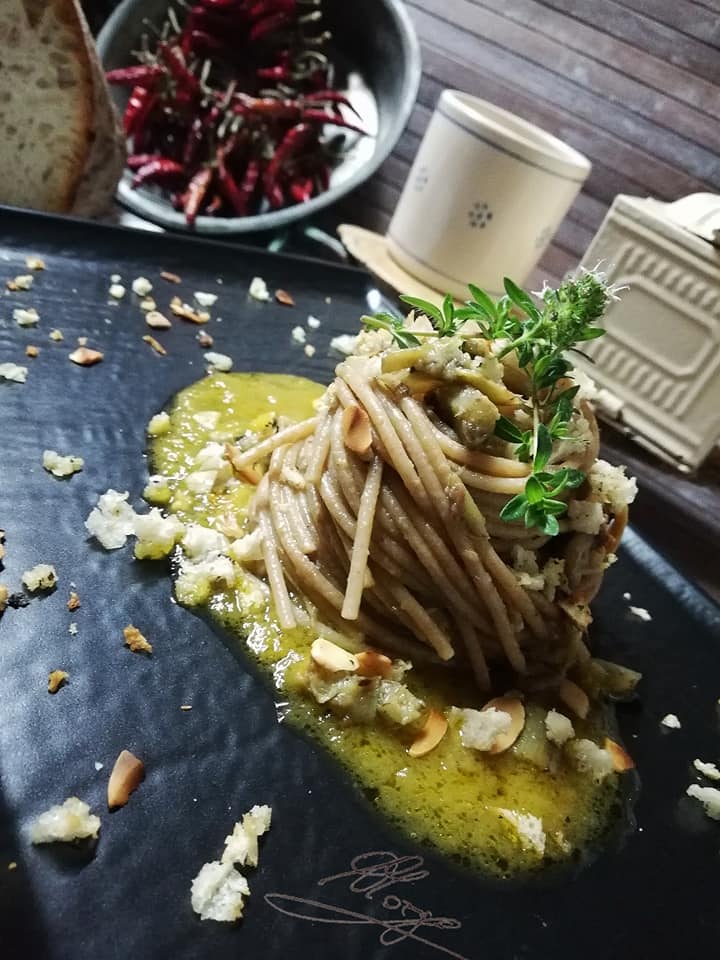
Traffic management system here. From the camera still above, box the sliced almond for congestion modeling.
[275,288,295,306]
[7,274,33,291]
[408,709,448,758]
[604,737,635,772]
[145,310,171,330]
[482,696,526,754]
[25,345,39,358]
[47,669,69,694]
[143,334,167,356]
[559,678,590,719]
[25,256,46,271]
[341,404,372,455]
[355,649,393,678]
[310,637,358,673]
[140,296,157,312]
[69,347,103,366]
[160,270,181,284]
[170,296,208,324]
[107,749,145,809]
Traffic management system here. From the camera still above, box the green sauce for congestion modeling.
[151,372,622,877]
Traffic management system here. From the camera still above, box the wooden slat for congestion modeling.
[608,0,720,46]
[536,0,720,81]
[476,0,720,122]
[408,0,720,178]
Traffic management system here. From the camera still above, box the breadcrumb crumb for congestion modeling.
[48,670,69,694]
[124,624,153,654]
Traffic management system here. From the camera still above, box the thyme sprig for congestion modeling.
[362,269,617,536]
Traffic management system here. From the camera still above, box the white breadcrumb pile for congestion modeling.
[661,714,681,729]
[13,307,39,327]
[566,739,614,781]
[176,555,235,606]
[30,797,100,844]
[693,759,720,781]
[131,276,153,297]
[147,411,171,436]
[182,524,230,559]
[22,564,58,592]
[248,276,270,301]
[229,530,263,564]
[221,805,273,868]
[205,352,233,373]
[133,509,185,560]
[85,489,137,549]
[307,315,321,329]
[191,862,250,922]
[194,291,218,308]
[191,805,272,922]
[376,680,425,726]
[143,474,172,506]
[497,809,546,856]
[567,500,605,535]
[453,706,511,751]
[49,328,64,342]
[110,273,121,284]
[42,450,84,478]
[291,325,306,344]
[686,784,720,820]
[588,460,638,512]
[544,709,575,747]
[329,333,358,356]
[0,362,28,383]
[304,344,316,358]
[108,283,126,299]
[510,546,544,592]
[629,606,652,622]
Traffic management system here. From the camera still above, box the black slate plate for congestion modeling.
[1,207,719,960]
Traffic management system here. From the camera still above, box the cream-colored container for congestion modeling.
[576,193,720,469]
[386,90,591,298]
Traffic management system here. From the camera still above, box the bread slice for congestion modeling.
[0,0,124,215]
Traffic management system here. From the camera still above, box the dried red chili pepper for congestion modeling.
[289,176,314,203]
[106,65,164,87]
[248,0,296,19]
[186,29,229,57]
[182,116,206,168]
[249,10,291,42]
[263,122,313,194]
[159,44,201,96]
[123,86,157,138]
[232,97,302,121]
[132,159,185,188]
[217,148,250,215]
[301,109,369,136]
[127,153,165,170]
[200,0,244,8]
[305,90,362,119]
[206,193,224,215]
[256,64,291,82]
[267,181,285,209]
[238,159,261,213]
[184,167,213,225]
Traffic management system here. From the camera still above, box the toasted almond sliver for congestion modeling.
[143,334,167,356]
[275,288,295,306]
[25,345,39,358]
[25,256,46,271]
[69,347,104,366]
[107,750,145,809]
[170,296,208,324]
[140,296,157,312]
[355,649,394,679]
[342,404,372,455]
[48,669,69,694]
[310,637,358,673]
[604,737,635,772]
[482,696,526,754]
[558,678,590,719]
[408,709,448,758]
[160,270,181,284]
[145,310,171,330]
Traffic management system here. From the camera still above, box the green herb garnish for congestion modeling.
[363,269,616,535]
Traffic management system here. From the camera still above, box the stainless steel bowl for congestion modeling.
[97,0,421,234]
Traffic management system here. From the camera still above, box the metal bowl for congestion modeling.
[97,0,421,235]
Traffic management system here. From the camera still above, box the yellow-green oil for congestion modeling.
[151,372,620,876]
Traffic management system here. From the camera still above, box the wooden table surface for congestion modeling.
[83,0,720,599]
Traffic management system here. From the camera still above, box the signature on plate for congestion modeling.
[264,851,470,959]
